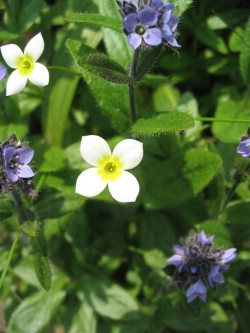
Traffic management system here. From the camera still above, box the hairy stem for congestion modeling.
[128,47,140,124]
[0,231,20,290]
[220,162,250,214]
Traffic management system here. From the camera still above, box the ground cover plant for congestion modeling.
[0,0,250,332]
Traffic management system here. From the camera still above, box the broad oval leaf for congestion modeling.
[8,290,66,333]
[131,112,195,136]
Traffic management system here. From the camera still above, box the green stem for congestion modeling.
[128,47,140,124]
[47,65,81,76]
[195,117,250,124]
[0,231,20,290]
[220,162,250,214]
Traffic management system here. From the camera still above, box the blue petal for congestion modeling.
[6,168,18,182]
[0,65,7,80]
[162,24,172,40]
[124,12,138,33]
[128,33,142,49]
[3,147,16,164]
[17,165,35,178]
[138,7,158,27]
[168,36,181,48]
[168,14,179,32]
[143,28,162,46]
[15,148,34,164]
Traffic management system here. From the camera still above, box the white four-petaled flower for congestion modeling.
[0,32,49,96]
[75,135,143,203]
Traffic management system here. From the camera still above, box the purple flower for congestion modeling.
[162,8,180,47]
[198,230,214,247]
[124,7,162,49]
[166,230,237,303]
[186,280,207,303]
[167,244,189,271]
[208,265,224,288]
[0,65,7,80]
[3,147,34,182]
[237,139,250,158]
[221,248,237,264]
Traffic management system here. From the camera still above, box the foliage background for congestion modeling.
[1,0,250,332]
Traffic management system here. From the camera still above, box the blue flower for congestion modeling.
[166,230,237,303]
[123,7,162,49]
[161,5,180,47]
[0,65,7,80]
[237,139,250,158]
[3,146,34,182]
[186,280,207,303]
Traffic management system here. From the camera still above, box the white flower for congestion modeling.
[75,135,143,203]
[0,32,49,96]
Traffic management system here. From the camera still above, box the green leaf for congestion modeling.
[9,0,43,33]
[240,18,250,85]
[66,38,130,132]
[33,254,52,291]
[79,276,139,320]
[142,149,221,209]
[131,112,195,136]
[68,304,97,333]
[77,53,133,84]
[99,0,132,67]
[8,290,66,333]
[183,149,222,194]
[65,13,122,33]
[153,84,180,112]
[212,100,249,143]
[195,23,228,54]
[169,0,193,16]
[38,147,67,172]
[135,46,163,81]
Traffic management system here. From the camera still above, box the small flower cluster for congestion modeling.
[117,0,180,49]
[166,230,236,303]
[237,127,250,158]
[0,134,36,196]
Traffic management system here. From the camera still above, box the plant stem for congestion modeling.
[128,47,140,124]
[3,0,14,30]
[47,65,81,76]
[0,231,20,290]
[220,162,250,214]
[195,117,250,124]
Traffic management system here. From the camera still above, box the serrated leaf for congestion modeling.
[65,13,122,33]
[33,254,52,291]
[77,53,133,84]
[66,38,130,132]
[8,290,65,333]
[131,112,194,136]
[240,18,250,85]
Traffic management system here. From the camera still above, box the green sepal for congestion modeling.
[65,13,123,33]
[131,112,195,136]
[77,53,134,84]
[134,45,163,81]
[33,254,52,291]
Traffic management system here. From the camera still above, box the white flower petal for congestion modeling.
[1,44,23,69]
[112,139,143,170]
[80,135,111,167]
[28,62,49,86]
[108,171,140,203]
[24,32,44,61]
[75,168,107,197]
[6,69,27,96]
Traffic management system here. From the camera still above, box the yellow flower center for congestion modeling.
[16,54,34,76]
[97,156,123,182]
